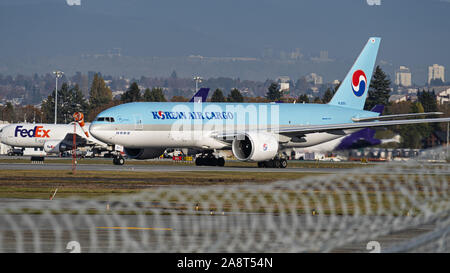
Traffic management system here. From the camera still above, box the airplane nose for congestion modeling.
[0,127,6,143]
[89,123,101,139]
[89,123,112,143]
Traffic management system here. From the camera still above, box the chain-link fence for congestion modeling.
[0,147,449,252]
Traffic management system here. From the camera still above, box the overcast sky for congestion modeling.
[0,0,449,81]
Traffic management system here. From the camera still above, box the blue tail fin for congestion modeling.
[370,104,384,115]
[189,88,210,103]
[328,37,381,110]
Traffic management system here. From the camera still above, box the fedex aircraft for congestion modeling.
[0,88,211,158]
[89,37,450,167]
[0,122,107,154]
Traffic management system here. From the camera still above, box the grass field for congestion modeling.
[0,169,329,199]
[0,169,447,216]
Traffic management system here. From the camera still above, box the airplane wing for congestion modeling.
[215,117,450,139]
[278,117,450,136]
[60,133,88,147]
[352,112,443,122]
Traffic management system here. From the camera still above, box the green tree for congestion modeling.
[68,84,89,116]
[397,102,428,148]
[41,83,88,123]
[227,88,244,102]
[211,88,226,102]
[321,88,334,103]
[89,73,112,110]
[143,87,167,102]
[418,90,438,113]
[298,94,309,103]
[266,82,281,101]
[418,89,440,133]
[121,82,141,103]
[365,66,391,110]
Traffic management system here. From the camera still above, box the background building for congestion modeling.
[395,66,412,87]
[428,64,445,85]
[437,88,450,104]
[305,73,323,85]
[277,76,290,92]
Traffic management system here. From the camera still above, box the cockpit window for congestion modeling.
[96,117,114,122]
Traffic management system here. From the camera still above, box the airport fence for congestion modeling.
[0,146,449,253]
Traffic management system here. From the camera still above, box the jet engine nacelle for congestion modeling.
[232,132,278,162]
[44,140,67,153]
[124,147,165,160]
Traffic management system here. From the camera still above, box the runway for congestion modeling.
[0,162,449,175]
[0,162,348,173]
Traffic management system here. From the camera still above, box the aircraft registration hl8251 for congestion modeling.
[90,37,450,167]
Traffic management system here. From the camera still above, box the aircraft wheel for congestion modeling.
[113,156,125,165]
[274,159,281,168]
[210,157,218,166]
[280,159,287,168]
[117,157,125,165]
[257,162,264,168]
[217,157,225,167]
[195,157,203,166]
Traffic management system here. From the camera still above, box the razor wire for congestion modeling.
[0,146,449,253]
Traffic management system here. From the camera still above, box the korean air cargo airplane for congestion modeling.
[90,37,450,167]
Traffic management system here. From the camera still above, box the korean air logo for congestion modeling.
[351,70,367,97]
[263,143,268,151]
[157,111,165,120]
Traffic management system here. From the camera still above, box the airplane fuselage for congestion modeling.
[0,123,76,147]
[90,102,379,149]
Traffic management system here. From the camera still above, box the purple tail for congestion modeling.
[189,88,210,103]
[370,104,384,114]
[336,128,381,150]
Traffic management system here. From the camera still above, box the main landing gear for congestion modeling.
[195,151,225,167]
[113,154,125,165]
[257,157,287,168]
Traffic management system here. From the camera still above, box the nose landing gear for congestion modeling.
[113,154,125,165]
